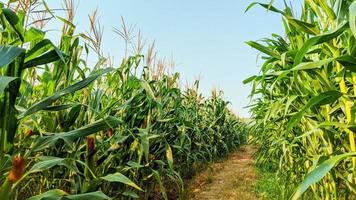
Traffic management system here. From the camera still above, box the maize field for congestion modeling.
[0,1,247,199]
[2,0,356,199]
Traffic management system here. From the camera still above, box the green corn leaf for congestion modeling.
[277,55,356,74]
[246,41,280,58]
[122,191,139,199]
[291,58,334,71]
[32,116,122,152]
[2,8,24,41]
[18,68,113,119]
[336,55,356,72]
[65,191,112,200]
[269,58,334,79]
[28,190,111,200]
[24,27,45,43]
[292,122,353,142]
[27,189,68,200]
[25,39,54,61]
[2,8,19,25]
[27,156,76,174]
[243,75,258,84]
[43,104,76,111]
[24,50,62,69]
[291,152,356,200]
[287,91,343,130]
[101,172,143,191]
[0,45,24,68]
[56,16,76,29]
[317,0,336,20]
[350,1,356,39]
[0,76,18,94]
[63,104,82,128]
[294,22,348,66]
[139,133,150,162]
[286,16,319,35]
[14,157,79,192]
[284,95,297,116]
[245,2,284,15]
[24,39,66,67]
[126,161,144,169]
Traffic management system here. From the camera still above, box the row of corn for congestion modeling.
[246,0,356,199]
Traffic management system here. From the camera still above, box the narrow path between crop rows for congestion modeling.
[187,145,259,200]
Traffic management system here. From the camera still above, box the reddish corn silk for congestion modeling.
[8,156,25,183]
[87,137,95,154]
[107,128,113,137]
[26,129,33,136]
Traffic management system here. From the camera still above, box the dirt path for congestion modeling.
[188,145,259,200]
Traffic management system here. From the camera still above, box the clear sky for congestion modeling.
[45,0,303,117]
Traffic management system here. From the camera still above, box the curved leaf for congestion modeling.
[24,50,61,69]
[2,8,24,41]
[245,2,284,15]
[246,41,280,58]
[101,172,143,191]
[290,58,334,71]
[286,16,319,35]
[291,152,356,200]
[287,91,343,130]
[28,190,111,200]
[294,23,348,66]
[65,191,111,200]
[28,156,75,174]
[0,76,18,93]
[27,189,67,200]
[32,116,122,152]
[0,45,24,68]
[336,55,356,72]
[243,75,258,84]
[18,68,113,119]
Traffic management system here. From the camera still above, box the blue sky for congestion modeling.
[46,0,303,117]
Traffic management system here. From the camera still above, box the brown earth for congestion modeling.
[187,145,259,200]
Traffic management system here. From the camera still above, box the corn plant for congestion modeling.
[246,0,356,199]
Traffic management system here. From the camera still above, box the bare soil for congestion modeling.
[187,145,259,200]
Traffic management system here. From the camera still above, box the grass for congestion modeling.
[255,168,286,200]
